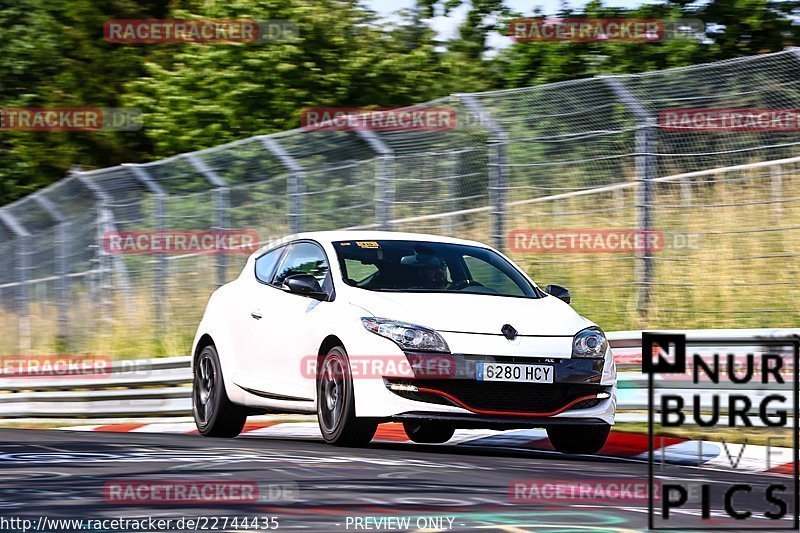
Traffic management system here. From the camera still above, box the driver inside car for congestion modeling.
[403,253,449,289]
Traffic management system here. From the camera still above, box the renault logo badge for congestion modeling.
[501,324,518,340]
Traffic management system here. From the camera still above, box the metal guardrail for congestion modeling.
[1,329,797,419]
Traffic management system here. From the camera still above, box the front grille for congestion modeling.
[387,378,607,413]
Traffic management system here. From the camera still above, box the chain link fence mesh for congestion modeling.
[1,49,799,357]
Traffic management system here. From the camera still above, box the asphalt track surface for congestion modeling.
[0,428,795,532]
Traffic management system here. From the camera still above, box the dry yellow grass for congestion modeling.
[2,170,798,358]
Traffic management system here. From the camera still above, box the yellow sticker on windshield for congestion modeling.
[356,241,380,249]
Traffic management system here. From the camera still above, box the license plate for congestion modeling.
[475,362,554,383]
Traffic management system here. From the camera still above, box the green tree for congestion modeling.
[0,0,166,204]
[123,0,489,156]
[698,0,799,59]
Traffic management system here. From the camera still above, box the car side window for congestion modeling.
[274,242,330,287]
[255,247,284,284]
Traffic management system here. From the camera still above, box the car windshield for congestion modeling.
[333,240,541,298]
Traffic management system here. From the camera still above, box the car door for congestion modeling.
[235,241,332,402]
[230,245,287,397]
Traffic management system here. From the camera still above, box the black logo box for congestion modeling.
[644,333,800,531]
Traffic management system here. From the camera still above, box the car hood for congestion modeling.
[347,290,594,336]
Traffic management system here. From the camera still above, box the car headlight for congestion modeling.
[572,327,608,358]
[361,317,450,353]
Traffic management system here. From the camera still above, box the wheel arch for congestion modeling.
[194,334,216,363]
[317,334,345,370]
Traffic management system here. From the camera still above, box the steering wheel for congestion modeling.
[449,279,485,291]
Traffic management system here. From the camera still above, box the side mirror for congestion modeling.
[284,274,328,301]
[545,284,571,304]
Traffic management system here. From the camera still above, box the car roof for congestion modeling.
[253,230,493,257]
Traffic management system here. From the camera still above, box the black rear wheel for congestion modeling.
[317,346,378,446]
[546,424,611,454]
[193,344,247,438]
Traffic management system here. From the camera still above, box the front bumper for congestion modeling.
[391,412,611,430]
[353,351,617,426]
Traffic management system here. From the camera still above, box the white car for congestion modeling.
[191,231,617,452]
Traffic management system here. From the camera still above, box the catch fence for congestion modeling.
[2,49,800,356]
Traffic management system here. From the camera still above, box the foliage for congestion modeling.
[0,0,797,204]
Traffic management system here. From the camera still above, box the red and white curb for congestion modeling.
[55,419,795,477]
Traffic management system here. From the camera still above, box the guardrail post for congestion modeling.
[0,211,31,352]
[185,155,230,287]
[124,164,168,330]
[456,94,508,252]
[260,137,305,233]
[601,76,657,321]
[356,130,394,230]
[32,195,69,350]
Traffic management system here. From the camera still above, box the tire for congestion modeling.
[317,346,378,446]
[193,344,247,438]
[403,421,455,444]
[546,424,611,454]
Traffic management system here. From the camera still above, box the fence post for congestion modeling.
[74,172,133,301]
[185,155,230,287]
[32,195,69,350]
[601,76,657,320]
[771,165,783,216]
[457,94,508,252]
[0,211,31,352]
[443,152,459,235]
[125,164,167,330]
[680,178,693,206]
[356,130,394,230]
[74,171,126,335]
[260,137,305,233]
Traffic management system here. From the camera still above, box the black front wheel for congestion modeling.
[546,424,611,454]
[193,344,247,438]
[317,346,378,446]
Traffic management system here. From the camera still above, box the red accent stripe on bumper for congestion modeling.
[416,388,603,417]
